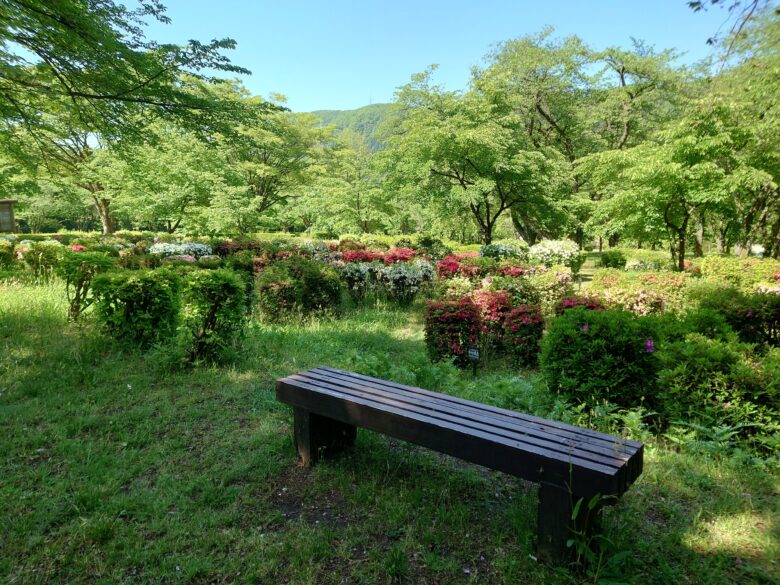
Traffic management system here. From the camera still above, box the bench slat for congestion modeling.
[308,369,638,457]
[277,377,631,497]
[319,366,643,449]
[294,371,634,469]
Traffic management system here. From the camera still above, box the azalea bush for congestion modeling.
[657,335,779,450]
[555,296,606,315]
[540,308,660,408]
[528,239,585,272]
[700,256,780,292]
[0,239,15,269]
[378,262,426,306]
[599,250,626,269]
[182,269,247,363]
[56,250,117,321]
[503,305,545,366]
[148,242,213,258]
[471,290,513,343]
[340,261,376,301]
[17,240,64,280]
[480,239,529,261]
[92,269,181,347]
[256,256,342,319]
[424,296,481,367]
[526,265,574,314]
[486,275,541,306]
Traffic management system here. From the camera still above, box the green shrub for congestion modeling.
[93,269,181,347]
[182,269,247,363]
[648,308,737,343]
[377,262,426,306]
[657,335,779,449]
[487,275,541,306]
[540,308,659,408]
[699,256,780,292]
[413,235,451,259]
[256,256,342,319]
[693,285,780,347]
[0,240,15,269]
[56,251,117,321]
[599,250,626,269]
[339,261,376,302]
[18,241,64,280]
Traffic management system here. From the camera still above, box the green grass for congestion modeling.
[1,280,778,584]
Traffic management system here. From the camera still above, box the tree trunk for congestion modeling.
[694,215,704,258]
[93,197,113,235]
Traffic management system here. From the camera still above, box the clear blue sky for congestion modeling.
[144,0,733,112]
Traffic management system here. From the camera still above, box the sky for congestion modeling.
[143,0,734,112]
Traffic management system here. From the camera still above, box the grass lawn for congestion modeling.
[1,280,778,584]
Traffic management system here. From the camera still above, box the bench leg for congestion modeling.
[536,482,602,565]
[293,407,357,466]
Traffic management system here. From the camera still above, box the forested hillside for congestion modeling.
[311,103,394,151]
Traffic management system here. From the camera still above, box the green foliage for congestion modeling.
[699,256,780,292]
[18,241,64,280]
[657,335,779,450]
[256,257,342,319]
[599,250,627,269]
[487,275,541,306]
[541,308,659,408]
[182,269,247,363]
[0,239,14,269]
[56,251,117,321]
[92,269,181,346]
[480,239,529,260]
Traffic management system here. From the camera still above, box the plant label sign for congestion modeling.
[468,347,480,361]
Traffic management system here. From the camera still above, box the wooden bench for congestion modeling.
[276,366,643,563]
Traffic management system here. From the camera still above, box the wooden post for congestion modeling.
[536,482,602,564]
[293,407,356,466]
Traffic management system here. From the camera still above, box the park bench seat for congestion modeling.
[276,366,644,562]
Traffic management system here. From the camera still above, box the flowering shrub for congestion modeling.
[69,244,87,252]
[527,266,574,314]
[480,239,529,261]
[378,262,425,305]
[342,249,384,263]
[424,297,481,367]
[197,255,222,268]
[555,296,606,315]
[182,269,247,363]
[540,308,660,408]
[92,269,181,347]
[471,290,513,342]
[431,276,476,300]
[340,261,376,301]
[161,254,197,264]
[486,275,541,306]
[599,287,666,316]
[148,242,213,258]
[256,257,342,319]
[528,239,585,272]
[699,256,780,292]
[503,305,545,366]
[412,258,435,283]
[56,251,117,321]
[412,235,451,260]
[383,247,416,264]
[17,240,64,280]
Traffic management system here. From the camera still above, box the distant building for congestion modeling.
[0,200,17,232]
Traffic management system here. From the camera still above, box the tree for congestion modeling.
[387,68,567,244]
[0,0,252,157]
